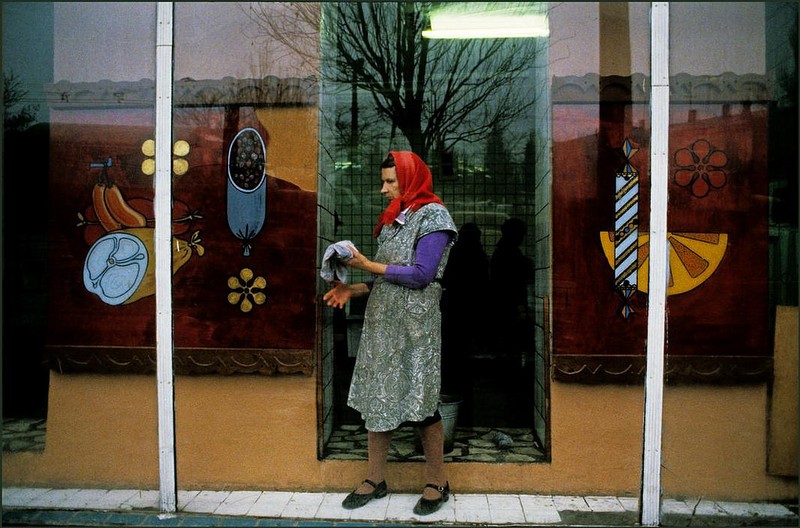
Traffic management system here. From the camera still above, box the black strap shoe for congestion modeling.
[341,479,388,510]
[413,481,450,515]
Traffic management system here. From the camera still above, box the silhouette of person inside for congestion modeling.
[440,222,490,425]
[489,218,534,366]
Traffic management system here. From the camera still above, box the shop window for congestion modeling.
[318,1,551,461]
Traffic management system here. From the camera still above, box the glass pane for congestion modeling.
[550,2,653,376]
[170,3,318,369]
[663,1,798,500]
[47,2,157,361]
[3,2,156,445]
[320,1,552,460]
[548,3,652,490]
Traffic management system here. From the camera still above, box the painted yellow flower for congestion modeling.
[227,268,267,312]
[141,139,191,176]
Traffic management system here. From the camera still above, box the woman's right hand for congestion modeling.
[323,281,353,309]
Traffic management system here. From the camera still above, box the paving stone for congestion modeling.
[662,498,695,527]
[562,509,639,526]
[60,489,115,509]
[586,496,626,512]
[215,491,262,516]
[519,496,561,524]
[663,498,696,515]
[553,495,591,511]
[247,491,293,517]
[26,489,82,508]
[490,506,526,524]
[177,490,201,509]
[94,489,141,510]
[280,492,324,519]
[488,494,522,511]
[183,491,231,513]
[717,501,795,518]
[2,487,51,506]
[456,507,491,523]
[454,493,489,510]
[120,490,160,510]
[694,500,728,517]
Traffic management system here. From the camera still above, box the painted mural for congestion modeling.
[44,78,318,375]
[598,137,728,316]
[551,73,771,384]
[80,155,204,306]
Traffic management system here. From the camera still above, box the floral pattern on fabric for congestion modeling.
[348,203,457,432]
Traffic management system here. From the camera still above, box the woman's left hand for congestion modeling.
[345,246,370,271]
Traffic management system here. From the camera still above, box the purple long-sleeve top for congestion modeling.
[379,230,451,289]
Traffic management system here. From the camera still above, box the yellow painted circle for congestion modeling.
[142,139,155,157]
[173,158,189,176]
[173,140,190,157]
[142,158,156,176]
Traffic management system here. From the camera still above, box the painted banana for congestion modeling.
[104,183,147,228]
[92,183,122,232]
[92,182,147,232]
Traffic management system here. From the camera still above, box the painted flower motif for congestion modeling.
[227,268,267,313]
[673,139,728,198]
[141,138,190,176]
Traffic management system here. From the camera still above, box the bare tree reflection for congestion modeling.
[245,2,545,158]
[241,2,321,78]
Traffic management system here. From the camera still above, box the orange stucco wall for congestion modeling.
[3,372,796,501]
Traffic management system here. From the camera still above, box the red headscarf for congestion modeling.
[373,151,444,237]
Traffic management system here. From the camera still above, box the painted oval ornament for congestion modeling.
[227,127,267,256]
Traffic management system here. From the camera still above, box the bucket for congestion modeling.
[414,394,462,454]
[439,394,462,454]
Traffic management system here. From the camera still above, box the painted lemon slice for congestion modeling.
[600,232,728,295]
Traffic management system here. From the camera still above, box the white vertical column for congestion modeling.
[641,2,669,526]
[155,1,177,514]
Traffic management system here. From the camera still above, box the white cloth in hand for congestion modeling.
[320,240,356,283]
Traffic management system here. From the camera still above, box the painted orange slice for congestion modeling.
[600,232,728,295]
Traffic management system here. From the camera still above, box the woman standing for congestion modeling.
[323,151,457,516]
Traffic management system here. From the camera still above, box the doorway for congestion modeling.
[318,1,551,460]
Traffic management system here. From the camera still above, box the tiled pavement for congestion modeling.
[3,420,798,526]
[2,487,798,527]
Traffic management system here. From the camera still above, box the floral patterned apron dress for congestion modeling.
[347,203,457,432]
